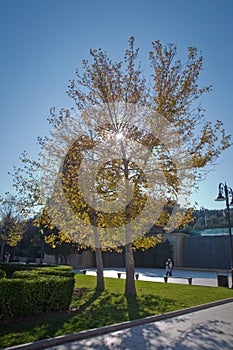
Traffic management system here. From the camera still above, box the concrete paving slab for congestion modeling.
[47,301,233,350]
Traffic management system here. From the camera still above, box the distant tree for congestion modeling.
[0,195,25,261]
[16,218,41,261]
[187,208,233,230]
[44,232,79,265]
[154,239,174,268]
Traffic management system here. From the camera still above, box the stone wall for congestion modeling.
[183,235,231,269]
[44,233,232,270]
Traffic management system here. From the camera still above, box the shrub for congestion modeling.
[35,266,74,278]
[0,276,74,319]
[0,269,6,279]
[0,265,75,319]
[0,263,57,278]
[12,266,74,279]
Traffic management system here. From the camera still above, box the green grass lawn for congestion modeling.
[0,275,232,348]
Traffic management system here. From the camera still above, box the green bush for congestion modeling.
[0,269,6,279]
[35,266,74,278]
[0,262,64,278]
[11,270,41,279]
[0,276,75,319]
[12,267,74,279]
[0,263,58,278]
[0,265,75,319]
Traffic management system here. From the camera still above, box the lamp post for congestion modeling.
[215,182,233,288]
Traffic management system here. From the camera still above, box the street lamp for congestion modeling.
[215,182,233,288]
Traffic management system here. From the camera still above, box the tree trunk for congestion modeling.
[125,242,136,295]
[95,246,105,291]
[55,254,59,264]
[92,223,105,291]
[0,240,5,262]
[120,142,137,295]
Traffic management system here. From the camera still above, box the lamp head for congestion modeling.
[215,183,226,201]
[215,192,226,201]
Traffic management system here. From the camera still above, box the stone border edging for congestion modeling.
[5,297,233,350]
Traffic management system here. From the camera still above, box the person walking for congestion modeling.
[4,252,10,263]
[165,258,173,276]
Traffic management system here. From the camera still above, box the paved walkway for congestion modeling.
[48,301,233,349]
[74,267,232,287]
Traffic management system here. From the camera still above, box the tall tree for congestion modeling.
[11,37,231,295]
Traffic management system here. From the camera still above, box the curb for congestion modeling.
[5,297,233,350]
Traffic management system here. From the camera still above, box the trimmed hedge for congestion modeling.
[12,267,74,279]
[0,276,74,319]
[0,263,57,278]
[0,265,75,319]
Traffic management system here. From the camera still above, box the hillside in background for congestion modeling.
[185,208,233,231]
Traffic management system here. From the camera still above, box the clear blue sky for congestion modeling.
[0,0,232,210]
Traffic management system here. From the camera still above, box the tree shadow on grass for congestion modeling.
[0,291,176,348]
[126,294,140,320]
[78,289,103,311]
[126,293,176,320]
